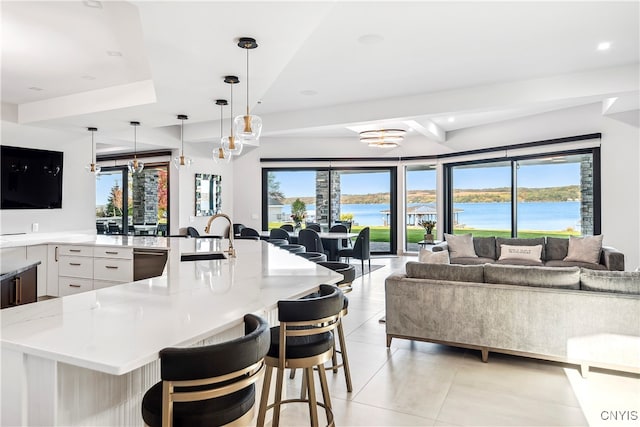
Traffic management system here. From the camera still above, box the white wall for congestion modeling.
[233,104,639,268]
[601,110,640,271]
[0,122,95,235]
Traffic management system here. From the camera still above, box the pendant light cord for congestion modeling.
[246,48,250,116]
[133,125,137,160]
[91,130,95,162]
[230,83,234,137]
[180,118,184,155]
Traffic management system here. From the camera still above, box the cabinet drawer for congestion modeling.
[59,245,93,257]
[94,258,133,282]
[59,256,94,278]
[58,277,93,296]
[94,247,133,259]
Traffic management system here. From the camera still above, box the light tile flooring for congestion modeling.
[258,255,640,427]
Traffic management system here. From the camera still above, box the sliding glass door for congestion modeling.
[405,165,437,251]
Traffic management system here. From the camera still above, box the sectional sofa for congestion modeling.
[385,262,640,376]
[431,236,625,270]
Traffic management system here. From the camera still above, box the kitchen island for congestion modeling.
[1,237,342,426]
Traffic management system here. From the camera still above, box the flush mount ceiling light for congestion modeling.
[173,114,192,169]
[213,99,231,163]
[222,75,243,157]
[128,121,144,174]
[85,127,101,173]
[597,41,611,51]
[234,37,262,143]
[359,129,406,148]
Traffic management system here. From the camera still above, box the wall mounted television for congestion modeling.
[1,145,64,209]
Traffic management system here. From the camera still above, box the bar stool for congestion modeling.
[297,252,328,263]
[280,244,306,254]
[141,314,270,427]
[317,261,356,293]
[268,238,289,247]
[257,285,344,427]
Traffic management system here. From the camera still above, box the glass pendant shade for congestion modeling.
[213,145,231,163]
[86,127,101,173]
[128,121,144,174]
[173,114,192,169]
[233,113,262,142]
[222,135,243,156]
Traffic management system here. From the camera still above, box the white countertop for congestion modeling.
[0,232,171,250]
[1,238,342,375]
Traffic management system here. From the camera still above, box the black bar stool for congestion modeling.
[256,285,344,427]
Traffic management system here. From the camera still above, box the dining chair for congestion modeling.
[280,224,294,232]
[297,228,325,254]
[269,228,291,243]
[240,227,260,237]
[338,227,370,273]
[305,223,321,232]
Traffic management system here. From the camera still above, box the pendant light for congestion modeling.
[173,114,192,169]
[233,37,262,142]
[222,75,242,156]
[128,121,144,174]
[213,99,231,163]
[85,127,101,173]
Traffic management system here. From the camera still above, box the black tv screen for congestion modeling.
[1,145,64,209]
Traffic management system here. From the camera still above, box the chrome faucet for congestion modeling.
[204,213,236,257]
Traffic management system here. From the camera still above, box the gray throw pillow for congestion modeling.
[484,264,580,289]
[444,233,477,259]
[580,269,640,295]
[418,249,450,264]
[564,235,603,264]
[406,262,484,283]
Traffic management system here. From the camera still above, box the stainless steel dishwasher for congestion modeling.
[133,249,168,281]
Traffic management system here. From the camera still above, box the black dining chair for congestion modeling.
[240,227,260,237]
[305,223,321,232]
[141,314,270,427]
[256,285,344,427]
[279,224,294,232]
[96,222,106,234]
[297,228,325,255]
[186,226,200,237]
[338,227,370,273]
[269,228,290,243]
[324,224,348,261]
[232,223,246,237]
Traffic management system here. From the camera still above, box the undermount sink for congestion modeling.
[180,252,227,262]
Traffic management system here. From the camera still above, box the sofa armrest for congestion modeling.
[432,242,448,253]
[601,246,625,271]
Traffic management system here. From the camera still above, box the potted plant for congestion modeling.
[290,198,307,230]
[339,213,354,231]
[418,219,436,243]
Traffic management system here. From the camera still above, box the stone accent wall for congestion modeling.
[580,157,594,236]
[132,171,159,224]
[314,171,341,225]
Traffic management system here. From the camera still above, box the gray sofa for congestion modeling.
[385,262,640,376]
[432,236,625,270]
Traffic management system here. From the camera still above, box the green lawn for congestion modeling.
[268,223,578,243]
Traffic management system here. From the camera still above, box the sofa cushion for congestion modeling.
[450,256,494,265]
[406,262,484,283]
[444,233,477,259]
[495,258,547,267]
[545,260,607,270]
[484,264,580,289]
[498,244,543,264]
[418,248,450,264]
[580,269,640,295]
[473,237,496,260]
[545,237,569,261]
[496,237,546,260]
[564,235,603,265]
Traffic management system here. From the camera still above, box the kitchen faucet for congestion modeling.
[204,213,236,257]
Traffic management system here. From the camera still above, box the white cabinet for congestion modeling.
[54,245,133,297]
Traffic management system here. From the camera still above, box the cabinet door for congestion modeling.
[18,267,37,305]
[1,276,15,308]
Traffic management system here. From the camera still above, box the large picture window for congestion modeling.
[444,148,599,238]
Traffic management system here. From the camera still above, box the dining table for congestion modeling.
[260,230,357,260]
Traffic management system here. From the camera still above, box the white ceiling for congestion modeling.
[2,1,639,152]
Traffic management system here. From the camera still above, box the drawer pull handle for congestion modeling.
[69,263,82,266]
[105,265,119,269]
[69,284,82,288]
[105,251,119,255]
[69,249,81,253]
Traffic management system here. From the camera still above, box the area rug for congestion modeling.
[352,263,384,279]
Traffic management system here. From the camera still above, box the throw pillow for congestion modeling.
[419,248,450,264]
[498,244,543,263]
[564,235,603,265]
[444,233,477,259]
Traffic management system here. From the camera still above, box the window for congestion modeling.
[444,148,599,237]
[405,165,437,251]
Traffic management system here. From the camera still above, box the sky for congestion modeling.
[271,163,580,197]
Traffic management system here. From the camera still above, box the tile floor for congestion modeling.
[258,255,640,427]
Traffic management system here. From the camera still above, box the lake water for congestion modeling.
[284,201,581,231]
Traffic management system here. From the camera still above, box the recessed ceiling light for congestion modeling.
[106,50,122,57]
[82,75,96,80]
[357,34,384,45]
[83,1,103,8]
[28,86,43,91]
[447,117,455,123]
[300,90,318,96]
[597,41,611,51]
